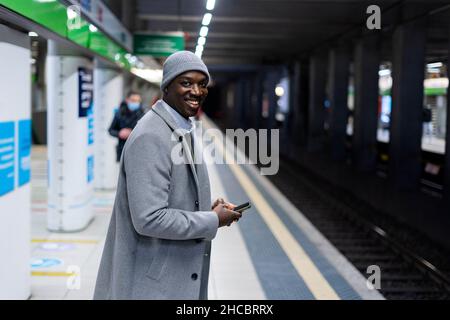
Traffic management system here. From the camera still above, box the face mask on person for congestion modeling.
[127,102,140,111]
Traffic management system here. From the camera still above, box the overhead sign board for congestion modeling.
[0,0,131,70]
[66,0,133,52]
[134,33,185,57]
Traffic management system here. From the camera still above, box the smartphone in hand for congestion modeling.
[233,201,251,213]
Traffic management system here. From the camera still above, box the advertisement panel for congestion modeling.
[0,121,15,196]
[78,67,93,118]
[18,119,31,187]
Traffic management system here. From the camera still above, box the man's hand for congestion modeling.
[118,128,132,140]
[213,204,242,227]
[212,197,236,210]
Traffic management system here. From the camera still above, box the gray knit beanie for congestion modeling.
[160,50,210,91]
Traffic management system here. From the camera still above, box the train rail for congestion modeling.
[268,158,450,300]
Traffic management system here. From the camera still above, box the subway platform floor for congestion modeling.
[29,119,384,300]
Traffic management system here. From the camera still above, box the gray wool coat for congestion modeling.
[93,100,219,300]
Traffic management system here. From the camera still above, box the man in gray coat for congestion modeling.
[93,51,241,300]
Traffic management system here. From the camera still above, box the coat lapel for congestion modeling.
[151,101,178,131]
[180,134,199,188]
[152,101,200,191]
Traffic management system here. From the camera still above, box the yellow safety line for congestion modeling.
[206,121,340,300]
[31,239,99,244]
[31,271,77,277]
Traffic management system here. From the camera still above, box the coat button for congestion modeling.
[195,200,199,206]
[179,136,183,142]
[191,273,198,281]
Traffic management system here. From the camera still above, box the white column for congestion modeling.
[93,67,123,189]
[46,41,94,232]
[0,25,31,299]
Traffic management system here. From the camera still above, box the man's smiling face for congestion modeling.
[163,71,208,118]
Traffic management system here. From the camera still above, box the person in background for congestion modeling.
[108,91,144,162]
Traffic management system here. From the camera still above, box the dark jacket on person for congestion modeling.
[108,102,144,161]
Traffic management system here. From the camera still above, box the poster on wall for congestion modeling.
[0,121,15,196]
[18,119,31,187]
[78,67,93,118]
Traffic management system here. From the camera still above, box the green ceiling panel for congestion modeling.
[0,0,67,37]
[0,0,132,71]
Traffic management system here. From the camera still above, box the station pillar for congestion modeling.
[46,41,94,232]
[328,46,350,161]
[307,53,327,152]
[242,77,253,131]
[93,64,123,189]
[446,32,450,202]
[285,63,301,160]
[296,61,309,149]
[234,77,247,129]
[0,25,31,299]
[263,69,280,131]
[253,71,264,130]
[352,35,380,171]
[389,20,426,190]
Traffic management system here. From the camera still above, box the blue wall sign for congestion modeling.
[78,67,93,118]
[87,155,94,183]
[87,107,94,145]
[0,121,15,196]
[18,119,31,186]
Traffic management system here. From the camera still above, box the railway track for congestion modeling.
[268,158,450,300]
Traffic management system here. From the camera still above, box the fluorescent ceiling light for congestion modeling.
[131,68,163,84]
[378,69,391,77]
[28,31,38,37]
[202,13,212,25]
[200,26,209,37]
[196,45,204,52]
[275,86,284,97]
[198,36,206,46]
[427,62,442,68]
[206,0,215,10]
[427,62,443,68]
[89,24,98,32]
[424,77,449,88]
